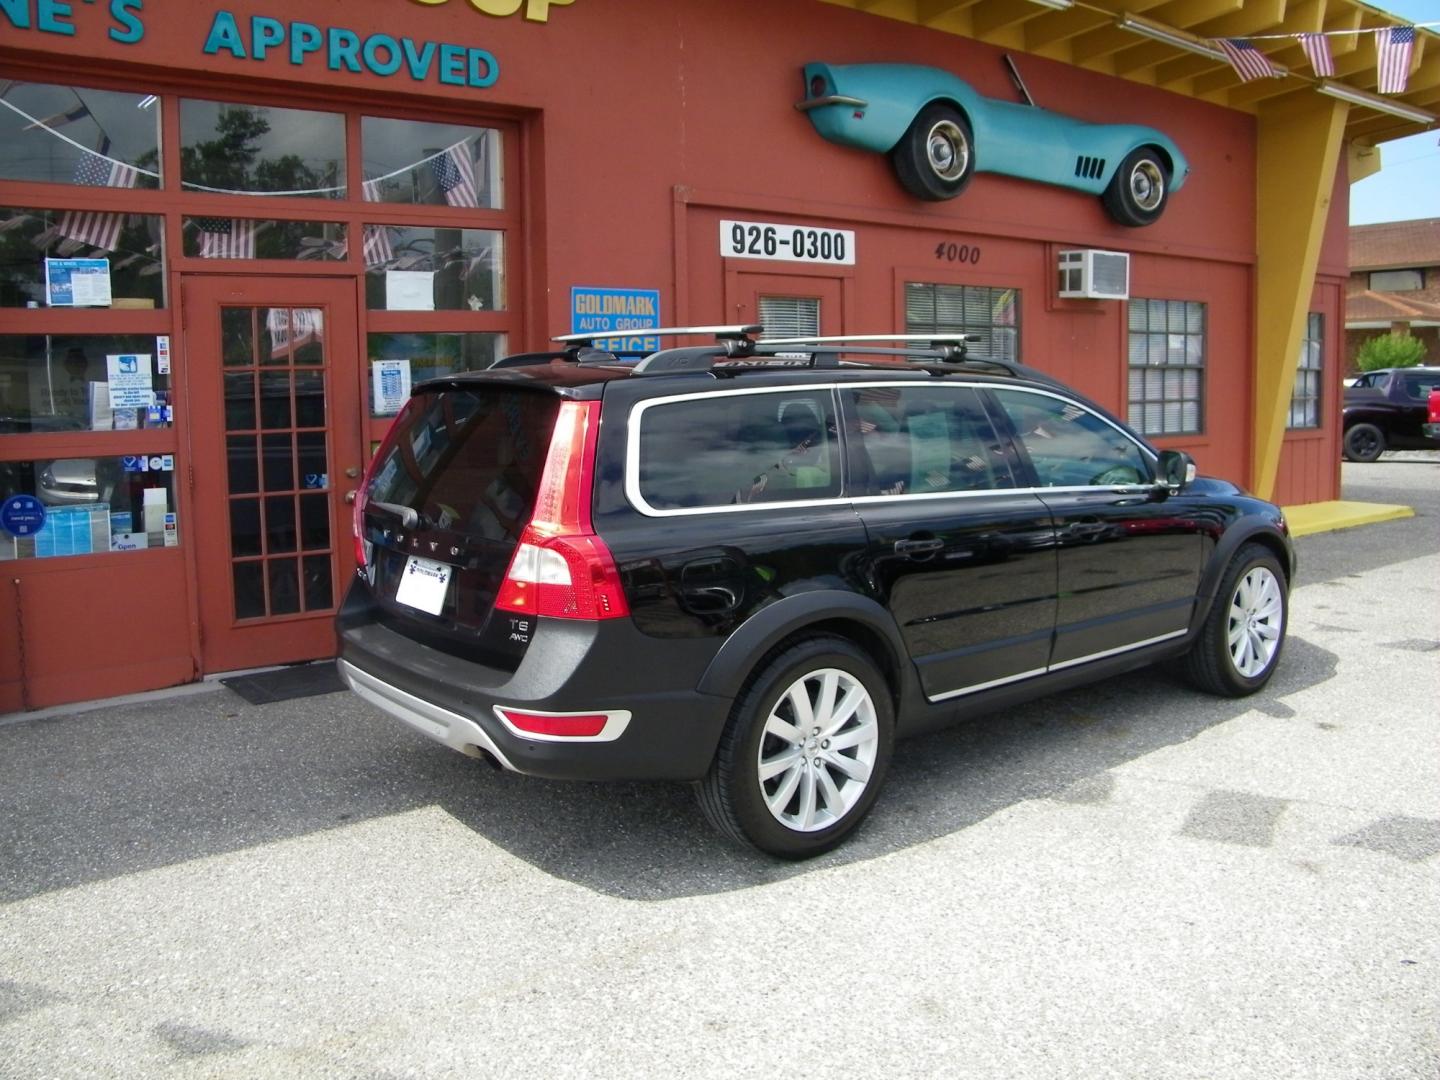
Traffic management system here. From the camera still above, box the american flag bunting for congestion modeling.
[1299,33,1335,77]
[57,145,139,251]
[362,225,394,269]
[196,216,256,259]
[1377,25,1415,93]
[1217,38,1282,82]
[430,140,479,209]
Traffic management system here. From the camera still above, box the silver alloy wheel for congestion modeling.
[925,120,970,181]
[756,667,880,833]
[1226,565,1284,678]
[1128,160,1165,211]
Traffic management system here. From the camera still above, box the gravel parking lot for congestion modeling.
[1,459,1436,1079]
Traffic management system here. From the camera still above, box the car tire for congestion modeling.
[1342,422,1385,463]
[890,104,975,201]
[1102,147,1170,227]
[1181,543,1288,697]
[696,636,894,859]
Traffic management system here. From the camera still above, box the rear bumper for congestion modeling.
[1422,423,1440,440]
[336,585,732,781]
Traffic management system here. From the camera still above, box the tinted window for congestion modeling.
[994,389,1150,488]
[637,391,839,510]
[842,385,1013,496]
[1400,373,1439,401]
[367,388,556,542]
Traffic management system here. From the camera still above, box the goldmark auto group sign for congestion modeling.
[407,0,575,21]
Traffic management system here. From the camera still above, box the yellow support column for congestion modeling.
[1252,95,1348,501]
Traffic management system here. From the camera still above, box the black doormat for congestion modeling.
[220,662,345,705]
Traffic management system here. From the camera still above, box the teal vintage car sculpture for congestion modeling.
[797,61,1189,227]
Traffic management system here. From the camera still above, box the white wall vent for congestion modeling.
[1057,249,1130,300]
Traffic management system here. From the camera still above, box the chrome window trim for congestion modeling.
[623,380,1158,519]
[925,628,1188,703]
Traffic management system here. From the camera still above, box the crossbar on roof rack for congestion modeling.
[554,324,762,346]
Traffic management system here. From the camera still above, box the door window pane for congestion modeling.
[0,82,161,188]
[366,333,507,416]
[906,283,1019,362]
[0,335,173,434]
[363,226,504,310]
[840,386,1014,496]
[182,217,347,260]
[759,296,819,338]
[994,390,1149,488]
[0,208,165,307]
[1288,312,1323,430]
[361,118,502,209]
[0,456,178,561]
[180,100,344,198]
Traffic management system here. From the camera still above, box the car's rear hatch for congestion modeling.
[357,381,563,668]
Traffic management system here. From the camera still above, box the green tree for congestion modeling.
[1355,333,1427,372]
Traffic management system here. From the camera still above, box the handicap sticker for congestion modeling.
[122,456,147,472]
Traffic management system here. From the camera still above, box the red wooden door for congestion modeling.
[182,276,363,672]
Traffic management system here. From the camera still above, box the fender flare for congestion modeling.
[695,591,909,701]
[1193,522,1295,628]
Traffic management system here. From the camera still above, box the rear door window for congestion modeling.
[633,389,840,511]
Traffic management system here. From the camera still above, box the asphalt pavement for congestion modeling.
[1,459,1436,1079]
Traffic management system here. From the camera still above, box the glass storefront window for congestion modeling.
[0,335,173,434]
[0,455,179,560]
[366,333,507,416]
[0,208,165,308]
[0,82,161,189]
[361,118,502,209]
[179,100,344,199]
[181,217,347,261]
[905,282,1020,362]
[363,226,504,311]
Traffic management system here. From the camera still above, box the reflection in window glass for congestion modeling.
[0,335,173,434]
[363,226,504,311]
[0,208,165,307]
[0,82,161,188]
[361,118,502,209]
[181,217,347,260]
[905,282,1019,362]
[0,456,178,560]
[180,100,344,198]
[638,391,841,509]
[1288,313,1323,430]
[995,390,1149,488]
[366,333,507,416]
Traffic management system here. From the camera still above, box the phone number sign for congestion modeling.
[721,219,855,265]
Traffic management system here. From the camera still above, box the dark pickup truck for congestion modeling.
[1342,365,1440,462]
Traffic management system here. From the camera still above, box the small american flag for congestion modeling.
[1377,25,1415,93]
[196,217,256,259]
[430,141,478,209]
[1299,33,1335,78]
[362,224,394,269]
[57,146,138,251]
[362,177,383,203]
[1217,38,1282,82]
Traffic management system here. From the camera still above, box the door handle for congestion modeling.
[893,538,944,557]
[1067,520,1108,538]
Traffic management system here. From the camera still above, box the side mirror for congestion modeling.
[1156,449,1196,491]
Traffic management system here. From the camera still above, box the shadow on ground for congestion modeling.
[0,633,1338,904]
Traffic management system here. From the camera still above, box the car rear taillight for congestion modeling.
[1429,388,1440,425]
[352,403,413,570]
[496,400,629,620]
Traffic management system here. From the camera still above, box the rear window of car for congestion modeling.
[367,387,557,540]
[635,389,840,510]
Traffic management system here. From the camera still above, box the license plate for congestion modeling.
[394,555,452,616]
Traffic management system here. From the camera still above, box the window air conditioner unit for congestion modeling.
[1057,249,1129,300]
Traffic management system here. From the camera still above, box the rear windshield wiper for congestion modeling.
[369,501,423,529]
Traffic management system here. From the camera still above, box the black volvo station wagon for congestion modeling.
[337,327,1293,858]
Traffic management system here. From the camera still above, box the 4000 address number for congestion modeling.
[720,220,856,265]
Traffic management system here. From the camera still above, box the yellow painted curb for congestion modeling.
[1281,500,1415,538]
